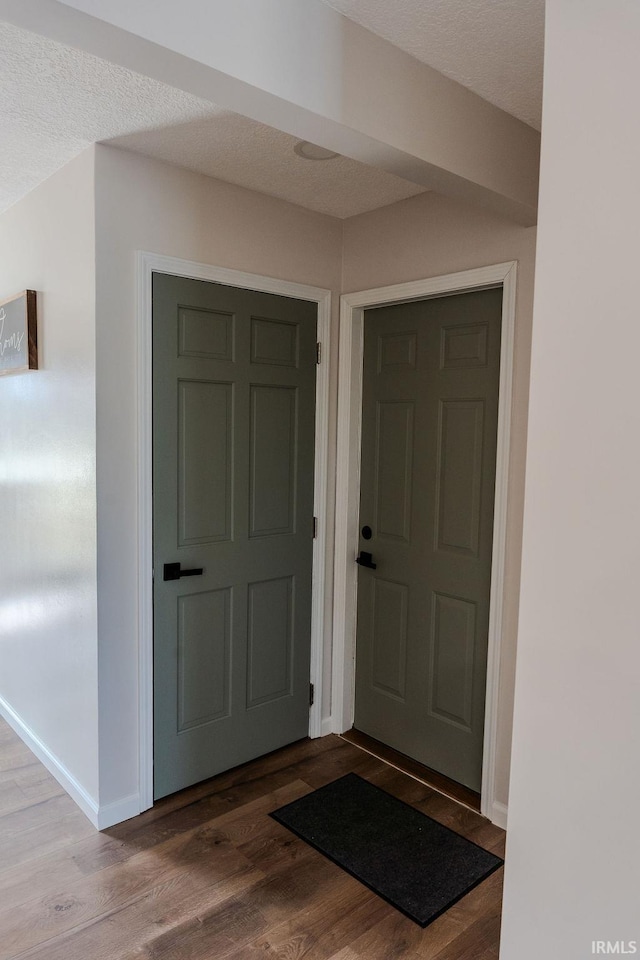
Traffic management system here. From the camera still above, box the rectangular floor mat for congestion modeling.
[270,772,503,927]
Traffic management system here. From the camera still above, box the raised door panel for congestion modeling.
[377,332,417,372]
[251,316,299,366]
[177,588,231,731]
[440,322,488,369]
[249,385,297,538]
[247,576,294,707]
[374,401,414,542]
[178,380,233,545]
[371,579,408,701]
[178,307,235,361]
[428,592,476,731]
[435,399,485,556]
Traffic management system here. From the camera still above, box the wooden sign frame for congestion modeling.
[0,290,38,376]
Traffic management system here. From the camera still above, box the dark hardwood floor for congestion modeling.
[0,717,505,959]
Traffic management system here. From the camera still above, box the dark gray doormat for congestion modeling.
[270,772,503,927]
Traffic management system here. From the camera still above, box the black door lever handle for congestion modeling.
[356,551,377,570]
[163,562,204,581]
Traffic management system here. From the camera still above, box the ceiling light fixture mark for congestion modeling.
[294,141,339,161]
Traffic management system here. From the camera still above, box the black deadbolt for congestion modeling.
[361,525,372,540]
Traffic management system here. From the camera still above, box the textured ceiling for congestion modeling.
[0,22,221,213]
[320,0,545,130]
[110,119,425,220]
[1,1,545,219]
[0,21,425,218]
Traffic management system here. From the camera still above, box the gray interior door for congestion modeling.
[354,288,502,792]
[153,273,317,800]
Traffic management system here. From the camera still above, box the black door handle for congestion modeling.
[163,562,204,581]
[356,551,377,570]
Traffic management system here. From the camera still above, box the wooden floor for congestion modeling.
[341,729,481,812]
[0,717,505,959]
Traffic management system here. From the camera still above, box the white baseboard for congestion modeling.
[0,694,141,831]
[490,800,508,830]
[0,693,100,828]
[321,716,334,737]
[97,794,141,830]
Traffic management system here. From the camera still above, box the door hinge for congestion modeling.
[316,341,321,364]
[309,682,315,707]
[313,516,318,539]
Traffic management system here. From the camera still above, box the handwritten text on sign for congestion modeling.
[0,291,37,375]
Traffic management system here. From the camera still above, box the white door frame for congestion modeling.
[136,251,332,812]
[331,261,517,827]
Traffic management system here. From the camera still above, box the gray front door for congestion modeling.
[153,273,317,800]
[354,288,502,792]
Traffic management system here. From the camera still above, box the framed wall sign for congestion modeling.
[0,290,38,376]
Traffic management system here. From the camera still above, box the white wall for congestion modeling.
[500,2,640,956]
[94,147,534,819]
[93,144,343,808]
[342,191,537,810]
[0,141,536,829]
[0,149,99,810]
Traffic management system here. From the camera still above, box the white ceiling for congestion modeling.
[322,0,545,130]
[0,1,544,219]
[109,119,426,220]
[0,22,219,213]
[0,20,426,218]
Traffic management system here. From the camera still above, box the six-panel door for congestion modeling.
[153,274,317,800]
[354,289,502,792]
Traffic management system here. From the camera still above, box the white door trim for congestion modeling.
[136,251,332,812]
[331,261,517,827]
